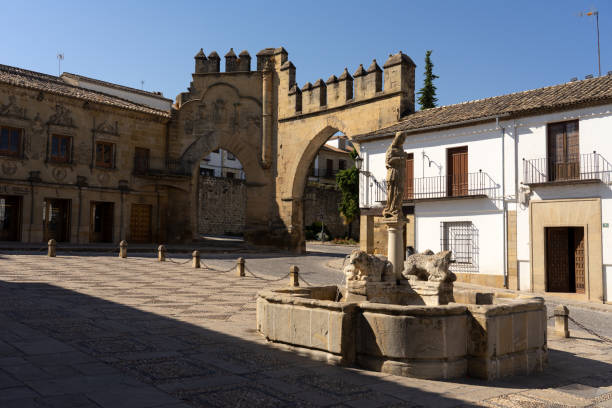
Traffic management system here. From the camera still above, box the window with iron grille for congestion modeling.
[440,221,479,273]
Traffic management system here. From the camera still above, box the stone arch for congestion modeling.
[180,129,270,241]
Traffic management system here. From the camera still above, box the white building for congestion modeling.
[355,74,612,303]
[199,148,245,179]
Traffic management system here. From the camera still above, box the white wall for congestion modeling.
[74,79,172,111]
[200,149,245,179]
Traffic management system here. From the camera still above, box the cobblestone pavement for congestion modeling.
[0,251,611,407]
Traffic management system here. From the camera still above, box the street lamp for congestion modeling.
[354,155,363,171]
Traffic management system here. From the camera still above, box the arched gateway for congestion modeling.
[167,47,415,252]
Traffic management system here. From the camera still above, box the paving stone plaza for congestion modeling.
[0,245,611,407]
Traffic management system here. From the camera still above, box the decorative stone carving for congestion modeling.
[97,172,110,185]
[402,250,457,283]
[382,131,407,219]
[0,96,27,119]
[1,162,18,176]
[343,249,393,282]
[51,167,67,181]
[212,99,226,124]
[94,120,119,136]
[48,104,74,127]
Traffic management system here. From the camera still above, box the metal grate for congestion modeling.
[440,221,479,273]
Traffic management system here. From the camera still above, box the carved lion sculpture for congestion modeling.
[343,250,393,282]
[402,250,456,282]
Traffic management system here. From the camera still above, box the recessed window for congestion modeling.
[226,172,235,179]
[440,221,479,272]
[0,126,22,157]
[51,135,71,163]
[339,160,346,170]
[95,141,114,168]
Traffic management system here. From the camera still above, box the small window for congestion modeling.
[51,135,71,163]
[133,147,150,173]
[226,172,235,179]
[440,221,479,272]
[0,126,22,157]
[227,151,236,160]
[212,149,220,154]
[339,160,346,170]
[95,141,114,168]
[200,168,214,177]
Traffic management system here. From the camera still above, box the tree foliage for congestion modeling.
[336,148,360,229]
[416,50,439,110]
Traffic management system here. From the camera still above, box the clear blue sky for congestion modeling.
[2,0,610,108]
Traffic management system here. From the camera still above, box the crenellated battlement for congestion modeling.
[187,47,415,119]
[278,51,415,118]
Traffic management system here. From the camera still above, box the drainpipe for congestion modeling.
[497,116,509,289]
[514,121,520,290]
[261,62,273,169]
[28,180,34,242]
[76,186,82,244]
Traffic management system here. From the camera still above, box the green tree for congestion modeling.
[416,50,439,110]
[336,149,360,239]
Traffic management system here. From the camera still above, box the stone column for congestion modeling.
[382,217,406,281]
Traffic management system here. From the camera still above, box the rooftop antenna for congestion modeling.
[141,80,144,90]
[578,9,601,77]
[56,53,64,76]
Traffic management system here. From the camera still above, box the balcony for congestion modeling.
[523,152,612,186]
[363,171,499,206]
[309,168,339,180]
[133,157,193,177]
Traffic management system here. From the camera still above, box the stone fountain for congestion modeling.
[256,132,547,380]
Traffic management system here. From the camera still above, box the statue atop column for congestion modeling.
[382,131,407,219]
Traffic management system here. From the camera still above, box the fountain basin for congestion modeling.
[256,286,547,380]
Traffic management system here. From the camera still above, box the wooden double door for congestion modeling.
[447,146,468,196]
[130,204,152,243]
[547,120,579,181]
[546,227,585,293]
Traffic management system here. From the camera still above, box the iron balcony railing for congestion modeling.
[523,152,612,185]
[133,157,193,176]
[365,171,499,205]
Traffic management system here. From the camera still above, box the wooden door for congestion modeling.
[447,146,468,196]
[572,227,585,294]
[44,199,71,242]
[546,227,571,292]
[547,120,579,181]
[0,196,21,241]
[130,204,151,243]
[404,153,414,199]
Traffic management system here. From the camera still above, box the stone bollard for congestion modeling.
[47,239,56,257]
[119,240,128,258]
[554,305,570,338]
[236,257,245,277]
[158,245,166,262]
[289,265,299,287]
[192,250,201,268]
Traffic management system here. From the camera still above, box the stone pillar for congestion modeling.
[382,218,406,281]
[158,245,166,262]
[119,240,127,258]
[47,239,56,257]
[192,250,201,268]
[289,265,299,287]
[359,214,374,254]
[554,305,570,338]
[236,257,245,277]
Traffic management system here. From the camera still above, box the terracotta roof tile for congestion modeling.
[0,64,170,117]
[355,75,612,141]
